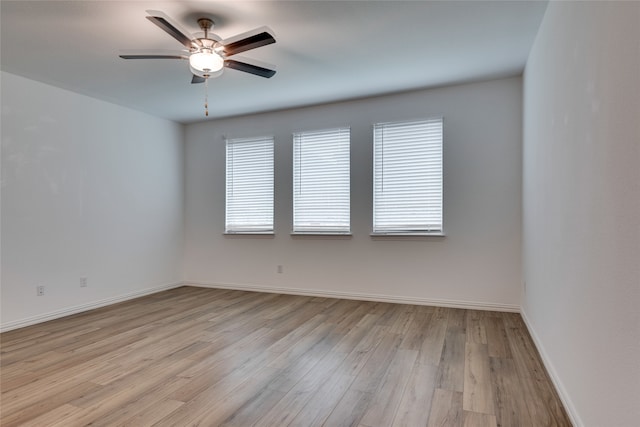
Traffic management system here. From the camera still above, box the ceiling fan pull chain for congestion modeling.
[204,78,209,117]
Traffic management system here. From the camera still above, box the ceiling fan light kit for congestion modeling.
[189,52,224,76]
[120,10,276,116]
[188,18,224,77]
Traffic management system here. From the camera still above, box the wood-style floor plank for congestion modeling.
[391,361,438,427]
[484,315,512,359]
[0,286,572,426]
[253,351,346,426]
[427,388,464,427]
[463,342,494,415]
[503,313,570,426]
[463,411,498,427]
[358,348,418,426]
[489,356,534,427]
[436,329,466,392]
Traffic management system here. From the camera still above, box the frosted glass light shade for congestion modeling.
[189,52,224,75]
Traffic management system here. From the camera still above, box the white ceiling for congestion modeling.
[1,1,548,124]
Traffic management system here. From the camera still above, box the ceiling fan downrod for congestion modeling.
[198,17,214,116]
[197,18,214,40]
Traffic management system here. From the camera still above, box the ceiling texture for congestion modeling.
[1,1,548,124]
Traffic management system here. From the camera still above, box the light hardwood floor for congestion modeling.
[0,287,571,426]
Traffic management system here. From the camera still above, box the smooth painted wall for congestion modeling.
[1,72,185,329]
[523,2,640,426]
[184,77,523,309]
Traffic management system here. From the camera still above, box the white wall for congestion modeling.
[1,72,185,330]
[523,2,640,426]
[184,77,523,310]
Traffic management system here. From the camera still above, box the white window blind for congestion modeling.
[293,127,350,233]
[373,117,443,233]
[225,136,274,233]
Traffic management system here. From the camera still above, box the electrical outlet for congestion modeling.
[80,277,88,287]
[37,285,45,296]
[277,265,283,274]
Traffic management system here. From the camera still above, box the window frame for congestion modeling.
[225,135,275,235]
[372,117,444,236]
[292,127,352,235]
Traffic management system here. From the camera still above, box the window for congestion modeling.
[225,136,274,233]
[373,117,443,234]
[293,127,350,233]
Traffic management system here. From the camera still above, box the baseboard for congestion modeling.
[185,281,520,312]
[0,282,183,333]
[520,309,582,427]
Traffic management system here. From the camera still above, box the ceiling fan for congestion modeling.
[120,10,277,83]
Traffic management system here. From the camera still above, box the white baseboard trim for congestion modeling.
[0,282,183,333]
[520,308,582,427]
[185,281,520,312]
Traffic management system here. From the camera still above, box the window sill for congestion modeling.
[370,232,446,240]
[224,232,275,238]
[291,232,352,240]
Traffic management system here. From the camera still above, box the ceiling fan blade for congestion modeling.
[120,54,187,59]
[225,59,276,78]
[146,10,195,49]
[222,27,276,56]
[119,49,188,60]
[191,75,206,84]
